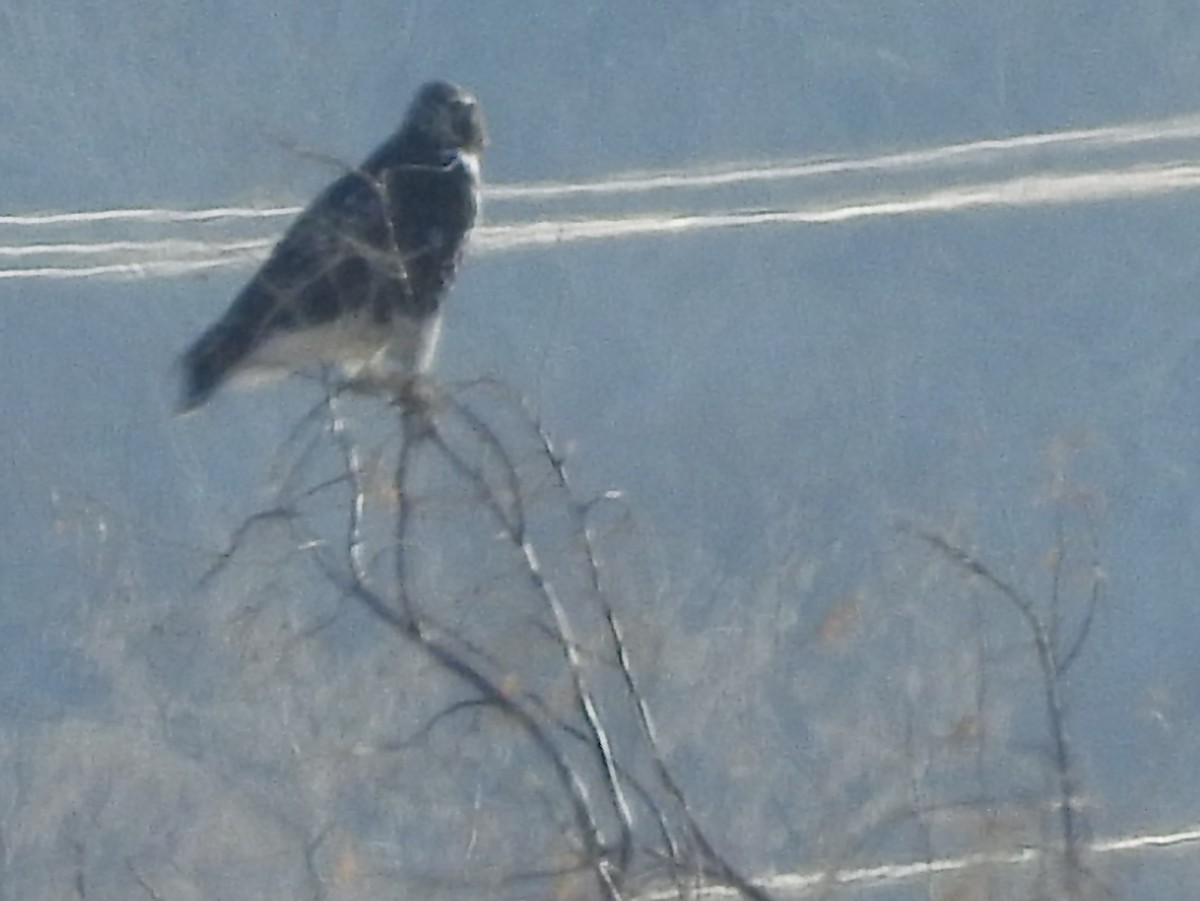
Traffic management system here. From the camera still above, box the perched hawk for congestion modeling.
[177,80,485,413]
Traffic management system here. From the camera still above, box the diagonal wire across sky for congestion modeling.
[3,114,1200,282]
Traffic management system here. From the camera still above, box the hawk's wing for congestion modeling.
[178,168,414,412]
[231,167,415,337]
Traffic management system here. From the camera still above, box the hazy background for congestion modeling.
[4,1,1200,897]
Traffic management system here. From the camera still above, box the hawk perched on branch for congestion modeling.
[178,80,485,413]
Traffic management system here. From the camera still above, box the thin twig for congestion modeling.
[195,508,300,590]
[322,383,368,583]
[1059,507,1103,676]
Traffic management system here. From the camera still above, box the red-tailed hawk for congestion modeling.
[178,80,485,412]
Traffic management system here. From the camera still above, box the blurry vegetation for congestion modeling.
[1,387,1138,900]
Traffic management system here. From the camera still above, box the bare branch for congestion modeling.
[520,396,773,901]
[900,520,1089,896]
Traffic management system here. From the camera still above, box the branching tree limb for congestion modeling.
[900,519,1094,898]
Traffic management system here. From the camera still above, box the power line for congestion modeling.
[0,258,252,281]
[2,160,1199,281]
[487,113,1200,201]
[476,161,1200,253]
[4,114,1200,281]
[0,238,271,258]
[4,113,1200,227]
[0,206,299,227]
[641,824,1200,900]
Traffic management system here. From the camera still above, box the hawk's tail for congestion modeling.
[176,324,252,415]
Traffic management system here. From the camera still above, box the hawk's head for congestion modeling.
[405,81,487,155]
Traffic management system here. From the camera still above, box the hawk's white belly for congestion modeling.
[234,310,443,387]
